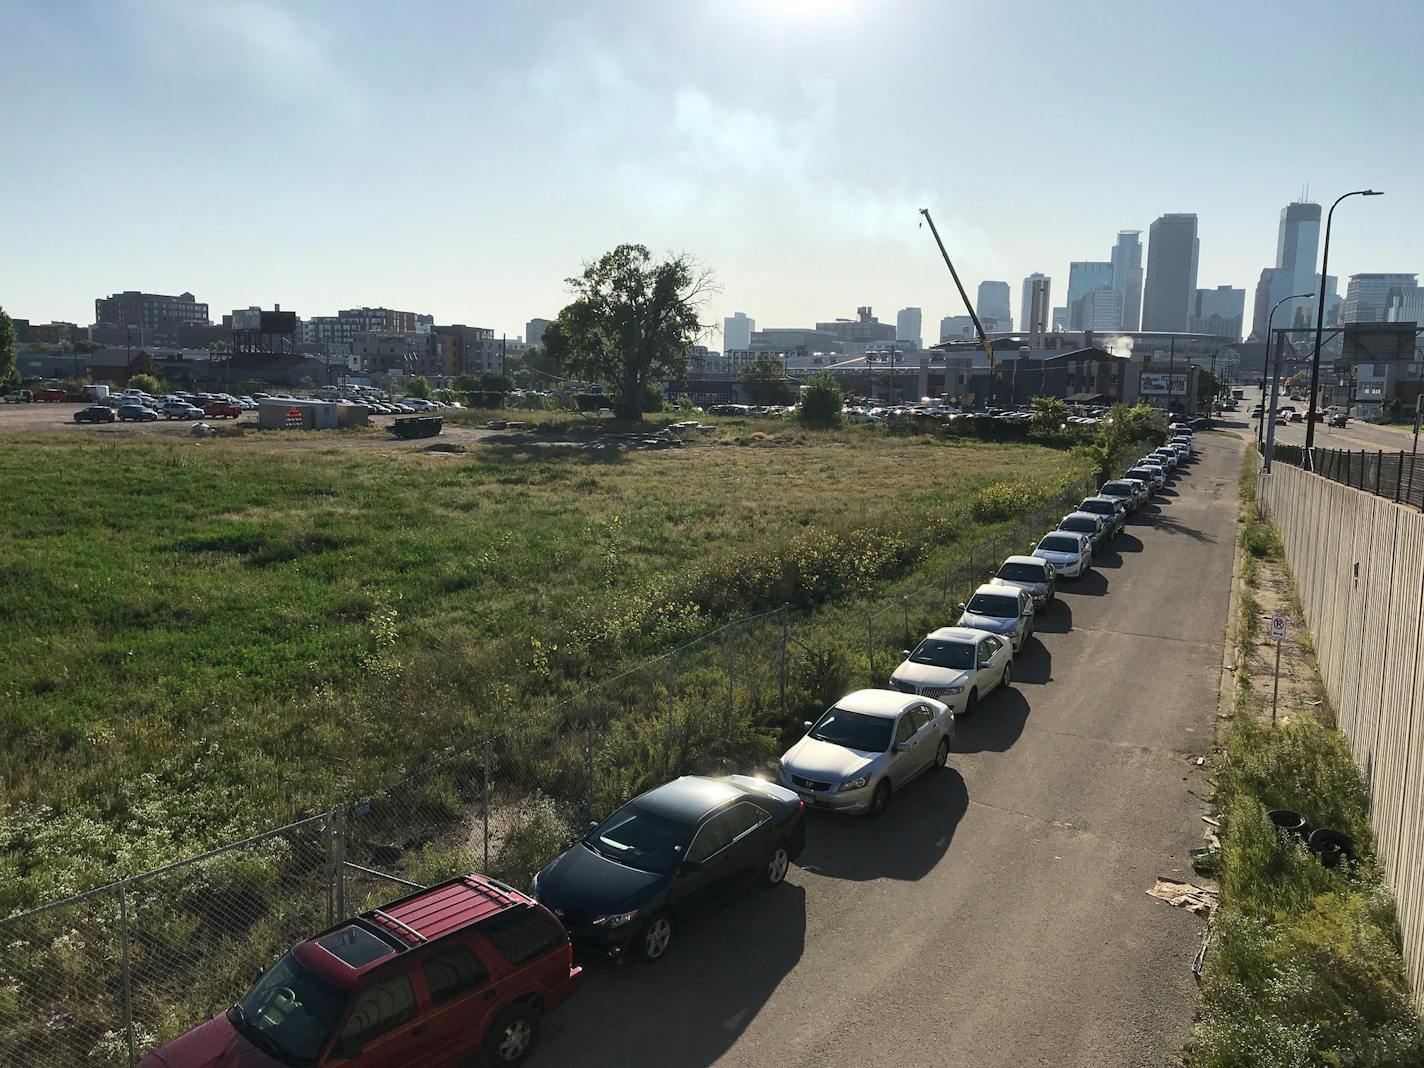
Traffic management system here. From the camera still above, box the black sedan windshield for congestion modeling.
[997,563,1046,583]
[1061,518,1096,534]
[1102,483,1133,496]
[1039,535,1082,553]
[908,639,975,669]
[586,803,689,874]
[231,952,347,1067]
[966,593,1019,617]
[1081,501,1113,515]
[809,708,895,753]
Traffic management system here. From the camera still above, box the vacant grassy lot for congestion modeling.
[0,422,1084,907]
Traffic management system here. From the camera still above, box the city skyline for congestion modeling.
[2,1,1420,344]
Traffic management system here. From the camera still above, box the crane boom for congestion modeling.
[919,208,996,369]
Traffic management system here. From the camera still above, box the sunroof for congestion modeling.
[315,925,396,969]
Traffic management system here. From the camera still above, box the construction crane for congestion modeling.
[920,207,996,369]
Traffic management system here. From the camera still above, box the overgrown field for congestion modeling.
[0,424,1086,909]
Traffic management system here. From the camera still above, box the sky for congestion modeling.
[2,0,1422,346]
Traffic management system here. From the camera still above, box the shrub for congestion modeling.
[489,794,571,889]
[797,372,843,428]
[969,481,1035,522]
[406,375,431,399]
[128,373,162,394]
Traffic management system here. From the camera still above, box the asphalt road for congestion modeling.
[1243,385,1419,452]
[536,431,1244,1067]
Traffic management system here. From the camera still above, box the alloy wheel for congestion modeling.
[643,916,673,960]
[766,846,790,885]
[498,1020,532,1061]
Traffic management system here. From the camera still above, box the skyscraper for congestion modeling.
[1342,274,1419,323]
[1192,286,1245,341]
[1251,268,1298,341]
[940,315,976,341]
[1276,202,1321,325]
[1066,261,1114,329]
[1142,214,1199,332]
[895,307,922,348]
[723,311,754,351]
[1078,286,1125,332]
[976,281,1011,330]
[1020,274,1051,333]
[1110,231,1144,330]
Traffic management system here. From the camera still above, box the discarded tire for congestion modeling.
[1267,809,1310,841]
[1307,827,1357,870]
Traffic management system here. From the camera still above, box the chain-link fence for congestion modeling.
[0,472,1098,1066]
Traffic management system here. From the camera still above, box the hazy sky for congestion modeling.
[3,0,1421,344]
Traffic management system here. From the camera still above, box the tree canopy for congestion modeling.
[798,372,844,428]
[128,373,162,395]
[543,244,713,420]
[739,357,794,405]
[0,307,16,385]
[406,375,431,399]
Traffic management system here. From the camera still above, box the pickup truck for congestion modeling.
[203,400,243,419]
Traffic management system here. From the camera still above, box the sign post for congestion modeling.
[1269,614,1287,725]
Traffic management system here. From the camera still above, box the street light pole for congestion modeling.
[1258,294,1311,445]
[1262,293,1313,466]
[1304,189,1383,451]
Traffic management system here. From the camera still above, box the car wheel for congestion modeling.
[764,842,791,886]
[869,780,891,817]
[639,912,674,963]
[962,689,979,718]
[1001,660,1013,689]
[934,736,950,768]
[485,1002,540,1066]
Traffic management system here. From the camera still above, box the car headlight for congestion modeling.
[946,685,965,695]
[839,774,871,792]
[591,910,639,928]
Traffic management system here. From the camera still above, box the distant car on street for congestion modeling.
[74,404,116,423]
[117,403,158,422]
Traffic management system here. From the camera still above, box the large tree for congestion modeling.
[543,244,713,420]
[739,357,794,405]
[0,306,16,385]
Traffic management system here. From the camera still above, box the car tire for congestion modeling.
[764,842,791,887]
[484,1002,540,1066]
[1001,660,1013,689]
[962,689,978,718]
[638,912,674,963]
[934,736,950,768]
[869,780,891,817]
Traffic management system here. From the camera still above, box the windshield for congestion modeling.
[907,639,975,669]
[586,803,690,874]
[808,707,895,753]
[1061,518,1095,533]
[1039,535,1081,553]
[230,952,347,1067]
[1102,483,1132,496]
[1081,501,1112,515]
[965,593,1019,617]
[997,562,1046,583]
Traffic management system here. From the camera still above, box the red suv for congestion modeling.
[139,875,582,1067]
[203,400,243,419]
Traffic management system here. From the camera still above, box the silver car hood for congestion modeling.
[890,662,971,689]
[956,611,1017,633]
[781,736,876,780]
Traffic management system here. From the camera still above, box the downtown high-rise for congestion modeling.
[1110,231,1143,331]
[1142,214,1200,332]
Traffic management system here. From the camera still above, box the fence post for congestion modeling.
[482,738,491,872]
[902,596,910,649]
[866,614,875,685]
[1397,452,1404,503]
[779,606,789,716]
[1360,450,1366,490]
[725,636,734,725]
[118,880,136,1068]
[332,805,346,919]
[324,812,335,925]
[666,650,676,760]
[584,708,594,823]
[1376,450,1383,496]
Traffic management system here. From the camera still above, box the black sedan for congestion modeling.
[117,403,158,422]
[74,404,116,423]
[531,775,806,963]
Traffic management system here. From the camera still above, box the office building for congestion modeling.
[1192,286,1245,342]
[1251,267,1302,340]
[432,324,501,377]
[1388,287,1424,324]
[1067,262,1115,329]
[94,290,210,333]
[975,281,1011,329]
[525,318,549,348]
[1314,275,1342,327]
[1020,274,1051,334]
[1142,214,1200,332]
[1342,274,1419,324]
[723,312,755,351]
[1077,286,1125,332]
[1110,231,1144,331]
[813,307,896,351]
[302,307,425,346]
[940,315,977,341]
[1051,307,1069,332]
[895,307,922,348]
[1276,202,1322,326]
[750,327,846,354]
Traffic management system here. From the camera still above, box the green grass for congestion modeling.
[0,425,1085,910]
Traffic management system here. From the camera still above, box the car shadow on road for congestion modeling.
[1032,599,1072,635]
[1155,486,1179,498]
[1011,636,1052,683]
[951,688,1031,754]
[1153,515,1216,542]
[1113,532,1145,553]
[539,883,807,1064]
[1092,543,1123,568]
[1062,569,1108,596]
[797,768,967,882]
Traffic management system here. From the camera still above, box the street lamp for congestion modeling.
[1258,294,1312,444]
[1304,189,1383,451]
[1261,293,1314,464]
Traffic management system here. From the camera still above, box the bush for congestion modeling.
[128,373,162,394]
[406,375,431,399]
[489,794,571,889]
[797,372,843,428]
[969,481,1035,522]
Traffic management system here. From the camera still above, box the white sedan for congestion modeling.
[1033,531,1093,578]
[888,626,1013,715]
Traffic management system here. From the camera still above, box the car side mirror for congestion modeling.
[901,649,911,658]
[803,719,813,730]
[956,602,966,611]
[677,859,704,875]
[894,742,911,753]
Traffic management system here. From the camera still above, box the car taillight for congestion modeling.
[798,799,806,813]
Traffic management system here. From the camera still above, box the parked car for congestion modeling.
[777,689,953,816]
[889,626,1013,712]
[1032,530,1093,579]
[117,403,158,422]
[1328,412,1349,428]
[1290,411,1303,423]
[1099,479,1145,512]
[1078,495,1127,536]
[1150,447,1180,470]
[73,404,116,423]
[203,400,243,419]
[990,554,1056,608]
[163,400,205,420]
[956,583,1035,651]
[1058,511,1109,552]
[4,388,34,403]
[139,874,581,1068]
[532,775,805,962]
[1274,412,1289,426]
[1125,464,1166,492]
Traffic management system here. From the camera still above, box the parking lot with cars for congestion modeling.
[524,423,1242,1067]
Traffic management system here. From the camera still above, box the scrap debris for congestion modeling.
[1147,878,1218,916]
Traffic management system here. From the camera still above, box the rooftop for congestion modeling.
[837,688,917,718]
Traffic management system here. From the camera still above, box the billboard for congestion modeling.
[231,308,262,332]
[1139,373,1188,395]
[261,311,297,335]
[1342,323,1414,364]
